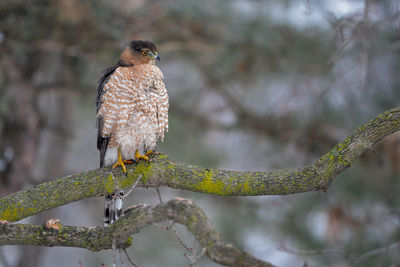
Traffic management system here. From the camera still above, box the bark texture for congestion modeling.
[1,107,399,222]
[0,106,399,266]
[0,198,274,267]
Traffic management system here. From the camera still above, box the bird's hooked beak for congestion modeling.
[147,51,160,61]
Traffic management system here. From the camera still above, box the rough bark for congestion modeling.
[0,106,399,266]
[0,198,273,266]
[1,107,399,222]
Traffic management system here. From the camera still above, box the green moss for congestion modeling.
[157,154,168,160]
[242,181,251,193]
[104,173,116,193]
[197,170,227,195]
[102,162,156,194]
[125,236,133,247]
[0,205,20,221]
[131,162,154,184]
[166,163,175,170]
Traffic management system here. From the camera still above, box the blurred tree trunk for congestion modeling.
[0,60,40,196]
[0,54,73,267]
[0,55,42,267]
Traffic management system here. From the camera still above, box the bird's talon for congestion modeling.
[144,150,153,157]
[135,155,149,162]
[112,161,127,173]
[112,148,132,173]
[135,149,151,162]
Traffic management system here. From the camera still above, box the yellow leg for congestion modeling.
[112,147,133,173]
[135,149,153,162]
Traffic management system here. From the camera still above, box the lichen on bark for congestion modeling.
[0,106,399,267]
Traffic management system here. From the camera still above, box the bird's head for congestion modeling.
[120,40,160,66]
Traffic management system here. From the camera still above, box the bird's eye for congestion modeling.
[142,50,149,56]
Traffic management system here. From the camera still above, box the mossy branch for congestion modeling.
[0,107,398,266]
[0,198,274,267]
[0,107,399,222]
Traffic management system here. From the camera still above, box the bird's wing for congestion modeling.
[96,65,119,167]
[96,65,119,113]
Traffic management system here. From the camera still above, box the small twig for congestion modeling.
[110,171,141,198]
[112,238,117,267]
[349,241,400,264]
[185,241,206,266]
[78,260,84,267]
[123,176,142,198]
[119,249,125,267]
[154,221,201,265]
[172,224,193,253]
[123,249,138,267]
[280,242,400,266]
[194,248,207,263]
[185,240,197,264]
[279,244,346,256]
[153,220,193,252]
[156,187,163,203]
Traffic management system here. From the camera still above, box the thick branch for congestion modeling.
[0,107,399,222]
[0,198,274,267]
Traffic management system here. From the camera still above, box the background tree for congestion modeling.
[0,0,399,266]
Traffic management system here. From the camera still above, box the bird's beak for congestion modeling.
[155,53,160,61]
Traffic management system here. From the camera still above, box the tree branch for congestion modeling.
[0,106,399,266]
[0,198,274,267]
[1,107,399,222]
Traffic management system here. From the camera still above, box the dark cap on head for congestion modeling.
[129,40,158,53]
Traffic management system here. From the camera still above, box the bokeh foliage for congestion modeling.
[0,0,399,266]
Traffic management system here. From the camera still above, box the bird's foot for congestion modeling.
[112,158,133,174]
[135,149,152,162]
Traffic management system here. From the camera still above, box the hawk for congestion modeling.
[96,40,168,226]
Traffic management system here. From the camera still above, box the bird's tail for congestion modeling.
[104,191,124,226]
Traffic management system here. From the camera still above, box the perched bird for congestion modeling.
[96,40,168,226]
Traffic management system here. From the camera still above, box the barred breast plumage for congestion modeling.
[97,64,168,166]
[96,40,167,226]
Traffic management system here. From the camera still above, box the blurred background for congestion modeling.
[1,0,400,266]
